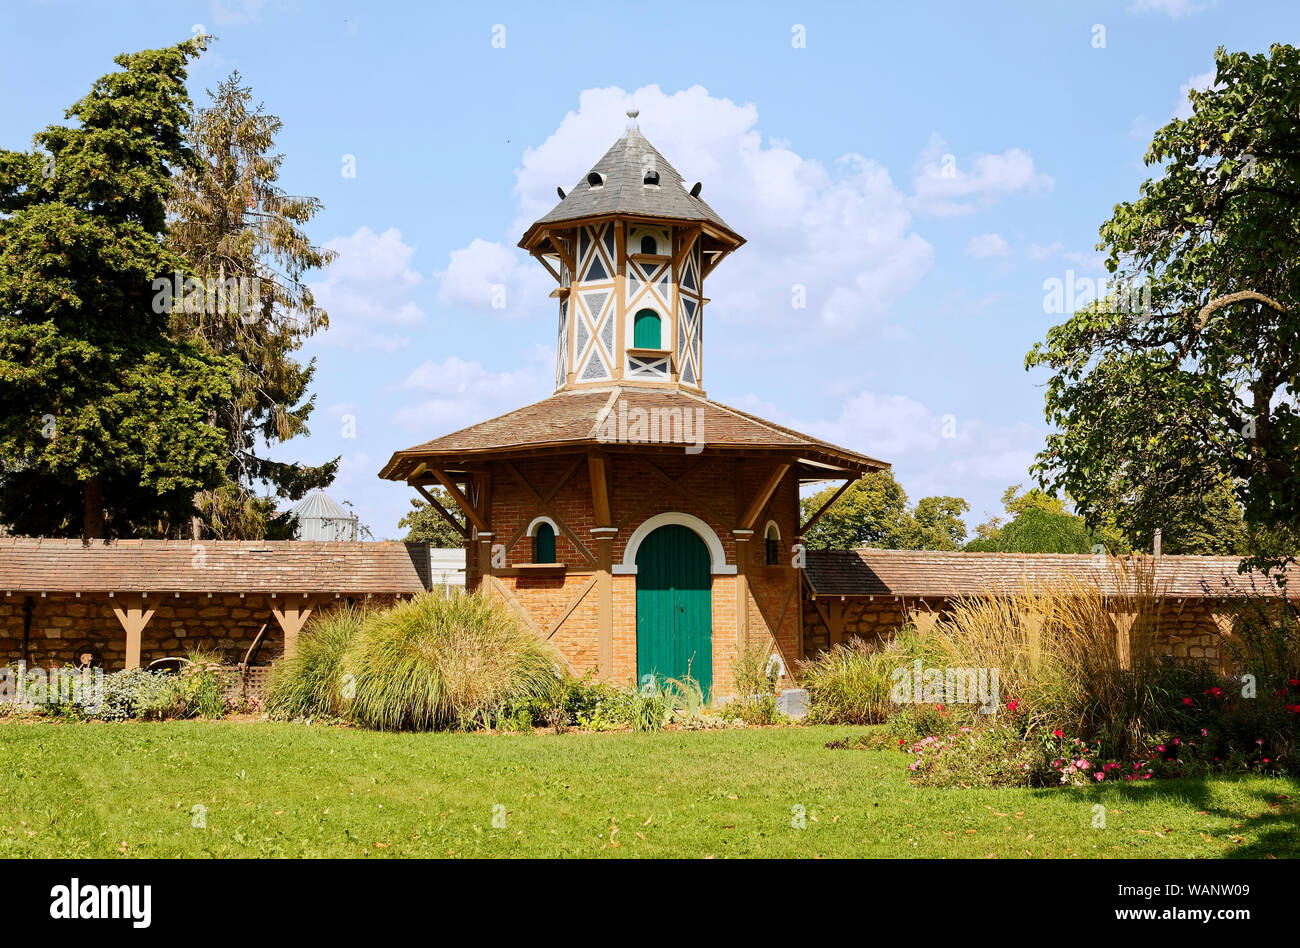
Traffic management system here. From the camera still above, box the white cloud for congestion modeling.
[967,233,1009,258]
[328,450,374,493]
[789,391,1040,526]
[210,0,265,27]
[1130,0,1208,17]
[455,84,938,334]
[312,226,425,351]
[1026,241,1106,271]
[434,237,550,318]
[1174,69,1217,120]
[434,85,1053,339]
[394,355,550,433]
[910,134,1053,217]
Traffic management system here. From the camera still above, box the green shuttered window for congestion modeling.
[633,309,661,349]
[533,522,556,564]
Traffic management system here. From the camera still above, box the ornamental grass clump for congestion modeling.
[266,605,367,721]
[344,590,561,731]
[181,648,227,719]
[799,624,932,725]
[929,556,1168,760]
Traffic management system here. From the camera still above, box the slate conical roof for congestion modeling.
[518,123,743,250]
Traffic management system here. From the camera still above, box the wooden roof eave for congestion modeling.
[518,213,744,253]
[382,442,885,482]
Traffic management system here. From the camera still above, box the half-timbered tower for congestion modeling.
[380,113,887,695]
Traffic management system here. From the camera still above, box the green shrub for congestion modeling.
[344,591,561,731]
[799,625,931,725]
[567,676,707,732]
[574,684,637,731]
[266,605,366,721]
[494,672,615,733]
[93,668,186,721]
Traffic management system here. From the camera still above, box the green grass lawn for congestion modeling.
[1,721,1297,858]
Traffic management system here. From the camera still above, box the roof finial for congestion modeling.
[626,108,639,132]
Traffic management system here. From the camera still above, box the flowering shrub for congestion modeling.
[1133,681,1300,775]
[901,676,1300,788]
[885,703,956,745]
[179,651,227,719]
[905,724,1040,788]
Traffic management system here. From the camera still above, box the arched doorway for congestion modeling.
[635,524,713,695]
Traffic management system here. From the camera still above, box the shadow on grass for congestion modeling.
[1046,772,1300,859]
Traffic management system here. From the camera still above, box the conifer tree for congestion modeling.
[0,39,235,538]
[166,71,338,539]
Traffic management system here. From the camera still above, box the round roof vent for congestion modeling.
[587,172,604,188]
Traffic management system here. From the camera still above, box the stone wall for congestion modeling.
[801,594,1236,671]
[0,592,401,671]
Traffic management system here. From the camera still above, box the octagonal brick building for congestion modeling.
[380,113,886,696]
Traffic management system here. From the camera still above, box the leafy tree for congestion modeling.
[0,40,236,538]
[901,495,969,551]
[801,472,911,551]
[966,484,1123,554]
[1026,45,1300,565]
[399,492,466,547]
[801,471,969,551]
[965,507,1100,554]
[1003,484,1066,517]
[1092,473,1247,555]
[975,484,1067,538]
[166,72,337,539]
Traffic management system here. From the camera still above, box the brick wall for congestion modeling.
[468,450,801,695]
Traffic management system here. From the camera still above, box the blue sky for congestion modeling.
[3,0,1296,538]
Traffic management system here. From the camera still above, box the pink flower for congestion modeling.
[1094,772,1105,781]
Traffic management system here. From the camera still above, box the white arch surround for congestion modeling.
[614,512,735,575]
[525,515,559,537]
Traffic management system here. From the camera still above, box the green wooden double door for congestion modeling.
[635,524,713,695]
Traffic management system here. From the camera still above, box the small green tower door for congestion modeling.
[635,524,713,695]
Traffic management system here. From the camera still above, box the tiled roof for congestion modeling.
[803,549,1292,600]
[379,386,888,479]
[521,128,739,244]
[0,539,431,593]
